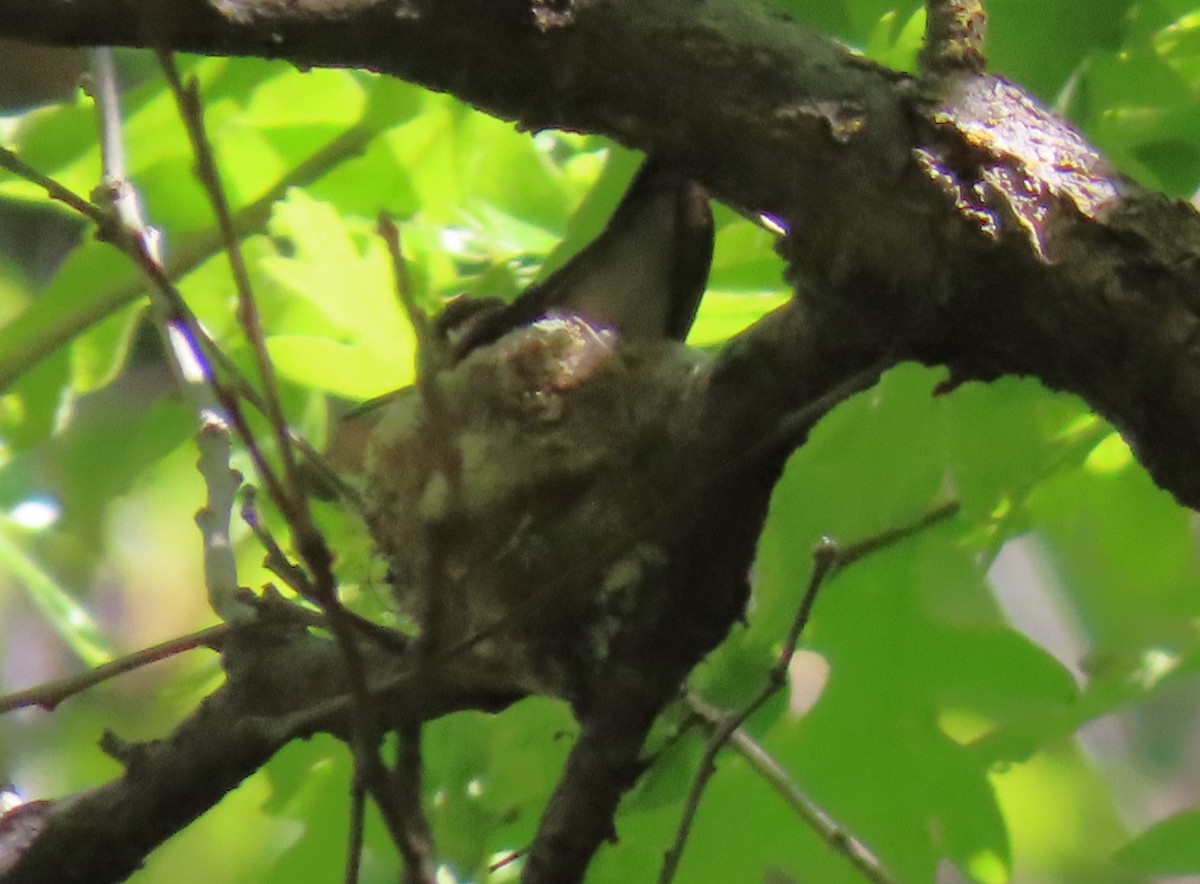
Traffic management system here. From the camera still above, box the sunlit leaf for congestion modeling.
[257,189,415,399]
[1116,807,1200,875]
[688,291,788,346]
[266,334,413,399]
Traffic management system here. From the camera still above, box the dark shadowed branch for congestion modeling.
[1,0,1198,513]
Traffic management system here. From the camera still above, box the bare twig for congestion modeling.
[377,213,443,380]
[489,849,525,874]
[686,695,892,884]
[0,148,108,227]
[239,487,315,599]
[833,500,961,569]
[238,489,417,661]
[0,138,351,506]
[7,68,408,862]
[194,411,250,619]
[92,49,146,239]
[659,501,959,883]
[0,118,397,395]
[375,214,459,474]
[0,592,407,721]
[657,538,840,884]
[90,48,255,622]
[376,213,460,729]
[0,624,230,714]
[158,51,300,492]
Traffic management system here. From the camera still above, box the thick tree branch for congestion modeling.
[0,607,520,884]
[2,621,370,884]
[0,0,919,223]
[2,0,1198,513]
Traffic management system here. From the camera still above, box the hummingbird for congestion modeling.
[324,157,713,478]
[442,156,714,358]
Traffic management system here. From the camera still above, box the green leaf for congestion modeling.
[50,396,196,559]
[69,301,145,394]
[0,241,145,399]
[986,0,1134,99]
[1108,801,1200,873]
[688,291,788,346]
[244,67,367,130]
[708,218,785,290]
[865,7,927,73]
[941,378,1095,523]
[457,113,572,234]
[304,128,422,222]
[0,63,415,395]
[422,699,576,877]
[257,189,415,398]
[1029,455,1200,654]
[266,335,412,399]
[0,95,102,207]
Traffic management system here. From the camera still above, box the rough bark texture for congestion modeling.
[3,1,1200,882]
[2,0,1197,509]
[2,621,376,884]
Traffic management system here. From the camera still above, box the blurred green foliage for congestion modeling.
[2,1,1200,882]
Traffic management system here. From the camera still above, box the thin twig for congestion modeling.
[376,213,461,736]
[240,486,315,599]
[658,538,839,884]
[375,214,459,476]
[153,58,382,776]
[659,501,959,883]
[837,502,960,567]
[377,213,443,380]
[252,603,403,852]
[180,308,360,507]
[0,117,396,397]
[238,488,409,650]
[2,133,347,501]
[158,51,300,492]
[0,593,401,720]
[489,850,525,874]
[195,414,250,620]
[156,52,361,620]
[686,695,892,884]
[0,147,108,227]
[92,49,143,237]
[90,48,254,622]
[0,625,231,714]
[15,89,273,516]
[241,457,405,859]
